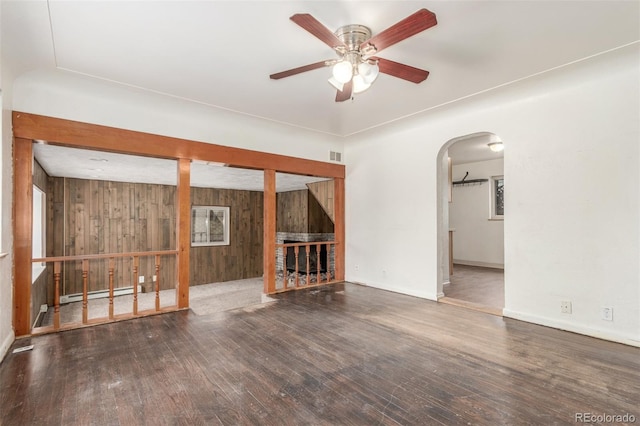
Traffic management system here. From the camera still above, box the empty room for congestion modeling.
[1,1,639,424]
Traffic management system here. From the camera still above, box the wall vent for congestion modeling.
[329,151,343,162]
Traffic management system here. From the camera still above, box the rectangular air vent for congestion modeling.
[329,150,342,162]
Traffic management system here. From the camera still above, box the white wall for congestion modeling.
[450,158,504,268]
[0,1,17,361]
[346,45,639,346]
[12,69,344,164]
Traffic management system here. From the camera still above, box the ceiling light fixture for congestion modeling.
[326,25,380,97]
[488,142,504,152]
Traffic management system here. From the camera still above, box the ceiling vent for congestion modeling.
[329,151,342,162]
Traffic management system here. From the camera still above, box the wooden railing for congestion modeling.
[274,241,338,293]
[32,250,178,334]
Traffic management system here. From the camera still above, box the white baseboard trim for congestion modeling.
[349,280,438,302]
[503,309,640,347]
[0,330,16,364]
[453,260,504,269]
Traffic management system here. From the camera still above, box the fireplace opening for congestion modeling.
[284,240,327,274]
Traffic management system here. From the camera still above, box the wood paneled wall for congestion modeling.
[48,179,265,292]
[190,187,264,285]
[276,189,334,233]
[307,180,334,222]
[49,178,177,295]
[277,190,308,233]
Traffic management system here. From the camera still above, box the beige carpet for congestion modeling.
[41,277,271,326]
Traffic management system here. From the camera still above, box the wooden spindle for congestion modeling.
[305,244,310,287]
[294,246,299,288]
[133,256,139,315]
[155,255,160,312]
[108,258,115,319]
[316,243,321,284]
[53,261,61,329]
[82,259,89,324]
[283,245,288,290]
[325,244,332,282]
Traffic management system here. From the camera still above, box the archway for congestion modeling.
[436,132,505,315]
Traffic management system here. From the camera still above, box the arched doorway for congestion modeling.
[436,132,505,315]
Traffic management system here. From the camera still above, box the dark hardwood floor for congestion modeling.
[442,264,504,315]
[1,283,638,425]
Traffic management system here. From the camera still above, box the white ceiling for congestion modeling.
[4,1,638,138]
[448,133,503,166]
[33,144,329,192]
[4,1,638,188]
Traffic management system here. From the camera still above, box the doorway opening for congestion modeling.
[436,132,505,316]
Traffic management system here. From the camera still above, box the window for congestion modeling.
[491,175,504,220]
[33,185,46,281]
[191,206,230,247]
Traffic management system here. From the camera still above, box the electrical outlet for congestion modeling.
[601,307,613,321]
[138,276,144,284]
[354,264,359,272]
[560,301,572,314]
[153,275,157,282]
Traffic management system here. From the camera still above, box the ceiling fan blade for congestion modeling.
[270,60,330,80]
[375,57,429,83]
[335,80,353,102]
[290,14,347,50]
[361,8,437,54]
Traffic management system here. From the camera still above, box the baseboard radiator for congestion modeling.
[59,285,142,304]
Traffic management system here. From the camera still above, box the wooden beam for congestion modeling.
[12,112,345,179]
[176,159,191,308]
[334,177,345,281]
[263,169,276,294]
[13,138,33,336]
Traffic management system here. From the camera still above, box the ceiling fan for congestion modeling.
[270,8,437,102]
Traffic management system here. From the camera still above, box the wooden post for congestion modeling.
[155,255,161,311]
[82,259,89,324]
[263,169,276,294]
[13,138,33,336]
[283,244,288,290]
[294,246,300,288]
[53,261,61,329]
[176,159,191,308]
[132,256,139,315]
[334,178,345,281]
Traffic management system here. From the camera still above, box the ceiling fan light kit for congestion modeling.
[270,9,437,102]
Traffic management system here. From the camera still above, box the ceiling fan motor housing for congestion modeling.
[335,24,372,53]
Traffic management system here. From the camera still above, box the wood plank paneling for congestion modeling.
[307,180,334,222]
[308,193,334,234]
[277,189,333,233]
[51,178,264,292]
[190,187,263,285]
[51,178,177,295]
[276,190,308,233]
